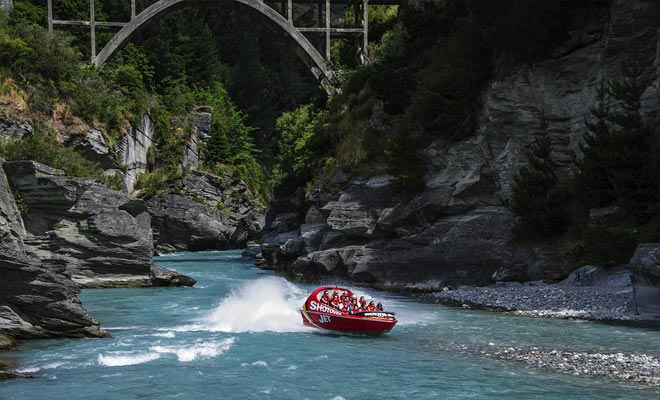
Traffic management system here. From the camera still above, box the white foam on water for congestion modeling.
[150,337,235,362]
[17,361,67,373]
[252,360,268,366]
[98,351,160,367]
[203,277,311,333]
[152,331,176,338]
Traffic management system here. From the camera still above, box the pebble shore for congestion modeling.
[449,343,660,388]
[428,284,642,321]
[430,283,660,387]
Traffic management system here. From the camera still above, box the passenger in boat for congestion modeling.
[376,302,384,311]
[330,294,340,309]
[346,300,354,314]
[359,296,366,309]
[367,301,376,311]
[350,298,359,313]
[320,290,330,305]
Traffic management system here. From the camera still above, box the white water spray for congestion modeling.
[203,276,311,333]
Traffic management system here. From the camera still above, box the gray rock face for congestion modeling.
[118,114,154,192]
[146,194,235,253]
[179,171,264,239]
[630,244,660,318]
[61,128,116,169]
[1,160,194,288]
[181,107,212,169]
[0,162,105,339]
[0,116,32,140]
[0,252,106,338]
[145,170,265,253]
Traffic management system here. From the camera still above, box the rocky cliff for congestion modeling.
[3,160,194,288]
[260,0,660,292]
[0,159,106,340]
[118,114,155,192]
[148,170,264,253]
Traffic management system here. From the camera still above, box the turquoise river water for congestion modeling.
[1,250,660,399]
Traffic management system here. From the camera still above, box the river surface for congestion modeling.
[1,250,660,399]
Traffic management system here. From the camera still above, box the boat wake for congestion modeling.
[203,277,311,333]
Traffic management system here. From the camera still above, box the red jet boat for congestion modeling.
[300,286,397,335]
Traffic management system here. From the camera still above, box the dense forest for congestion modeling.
[2,0,660,266]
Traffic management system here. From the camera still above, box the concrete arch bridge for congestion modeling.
[39,0,399,94]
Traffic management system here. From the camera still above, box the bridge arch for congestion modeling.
[94,0,337,94]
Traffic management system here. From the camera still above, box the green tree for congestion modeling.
[577,50,660,223]
[511,136,571,238]
[273,104,324,191]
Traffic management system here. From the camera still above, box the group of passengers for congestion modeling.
[319,290,384,314]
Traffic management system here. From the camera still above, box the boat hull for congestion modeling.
[300,309,397,335]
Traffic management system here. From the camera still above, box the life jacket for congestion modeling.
[367,304,376,311]
[321,294,330,304]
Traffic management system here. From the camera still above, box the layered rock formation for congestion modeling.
[260,0,660,291]
[3,160,193,288]
[0,159,106,340]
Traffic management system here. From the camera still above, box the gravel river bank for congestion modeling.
[425,278,660,388]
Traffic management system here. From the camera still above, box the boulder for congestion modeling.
[559,264,632,287]
[300,223,330,253]
[630,243,660,318]
[150,265,196,287]
[0,333,15,350]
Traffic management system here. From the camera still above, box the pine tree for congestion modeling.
[511,136,570,238]
[577,49,660,223]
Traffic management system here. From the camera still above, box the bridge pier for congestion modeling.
[1,0,13,12]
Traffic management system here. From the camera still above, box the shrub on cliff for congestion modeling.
[0,128,102,179]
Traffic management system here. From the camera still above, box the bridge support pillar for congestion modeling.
[90,0,96,61]
[0,0,13,12]
[325,0,330,60]
[362,0,368,62]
